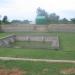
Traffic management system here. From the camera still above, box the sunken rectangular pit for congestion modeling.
[0,34,59,49]
[15,35,59,49]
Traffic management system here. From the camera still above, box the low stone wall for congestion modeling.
[0,35,16,47]
[1,24,75,32]
[0,34,59,49]
[16,35,59,49]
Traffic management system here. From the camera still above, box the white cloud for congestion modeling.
[0,0,75,21]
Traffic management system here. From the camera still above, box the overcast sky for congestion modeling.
[0,0,75,21]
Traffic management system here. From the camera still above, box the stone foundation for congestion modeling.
[16,35,59,49]
[0,34,59,49]
[0,35,16,47]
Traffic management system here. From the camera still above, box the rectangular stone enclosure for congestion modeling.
[0,34,59,49]
[16,35,59,49]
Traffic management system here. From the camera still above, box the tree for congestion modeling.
[37,7,48,17]
[36,8,60,24]
[23,20,30,24]
[11,20,22,24]
[70,18,75,24]
[11,19,30,24]
[49,13,59,23]
[60,18,69,24]
[0,15,2,32]
[2,16,8,24]
[0,15,2,24]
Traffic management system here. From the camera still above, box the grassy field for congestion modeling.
[0,60,75,75]
[1,32,75,51]
[0,32,75,75]
[12,41,52,49]
[0,32,75,59]
[0,48,75,60]
[0,33,13,38]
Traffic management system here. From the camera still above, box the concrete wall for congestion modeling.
[0,34,59,49]
[1,24,47,32]
[16,35,59,49]
[1,24,75,32]
[0,35,16,47]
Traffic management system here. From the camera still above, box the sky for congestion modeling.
[0,0,75,21]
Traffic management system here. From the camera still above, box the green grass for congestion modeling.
[12,41,52,49]
[0,60,75,75]
[1,32,75,75]
[0,32,75,60]
[0,33,13,38]
[0,48,75,60]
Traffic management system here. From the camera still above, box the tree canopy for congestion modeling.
[2,16,8,24]
[71,18,75,24]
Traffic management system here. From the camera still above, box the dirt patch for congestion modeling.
[0,68,26,75]
[60,68,75,74]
